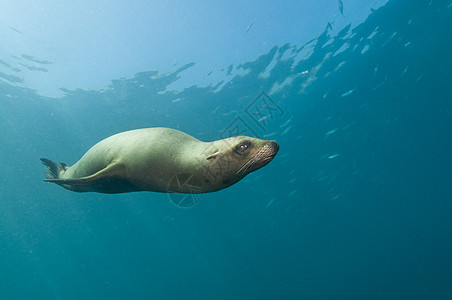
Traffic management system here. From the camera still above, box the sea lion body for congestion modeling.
[41,127,279,194]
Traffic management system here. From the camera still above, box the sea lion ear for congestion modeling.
[207,151,220,160]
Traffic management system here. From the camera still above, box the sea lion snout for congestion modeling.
[256,140,279,164]
[263,141,279,159]
[269,141,279,153]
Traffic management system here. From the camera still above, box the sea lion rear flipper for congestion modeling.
[43,161,140,193]
[44,177,99,186]
[43,162,123,186]
[41,158,66,179]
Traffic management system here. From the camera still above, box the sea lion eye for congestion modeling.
[235,141,251,155]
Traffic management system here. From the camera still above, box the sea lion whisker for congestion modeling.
[236,159,253,174]
[237,157,255,174]
[237,154,260,175]
[236,146,275,175]
[241,160,256,175]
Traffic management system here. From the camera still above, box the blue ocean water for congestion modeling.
[1,0,451,299]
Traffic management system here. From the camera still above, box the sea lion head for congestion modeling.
[203,136,279,191]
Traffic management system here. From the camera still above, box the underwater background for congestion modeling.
[1,0,451,299]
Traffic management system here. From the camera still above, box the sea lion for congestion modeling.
[41,127,279,194]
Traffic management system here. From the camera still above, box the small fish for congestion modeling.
[340,88,356,97]
[265,198,275,208]
[326,128,339,136]
[222,110,239,116]
[281,126,292,136]
[263,132,277,138]
[342,121,355,130]
[211,106,220,114]
[373,65,379,78]
[323,128,339,141]
[246,20,255,33]
[257,115,270,123]
[279,117,293,128]
[288,190,297,197]
[338,0,344,16]
[402,66,408,75]
[328,154,340,159]
[8,26,22,34]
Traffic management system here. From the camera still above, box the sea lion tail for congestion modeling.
[40,158,68,179]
